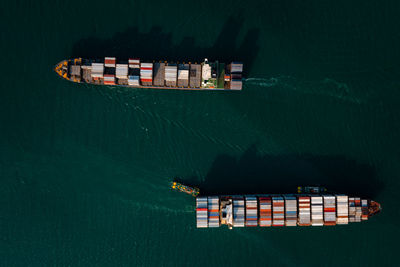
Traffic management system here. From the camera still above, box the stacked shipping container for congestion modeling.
[196,197,208,228]
[298,196,311,226]
[116,64,128,79]
[284,196,297,226]
[233,198,245,227]
[189,64,201,88]
[272,196,285,226]
[128,59,140,86]
[104,75,116,85]
[336,195,349,224]
[165,65,178,87]
[229,62,243,90]
[245,196,258,227]
[104,57,116,67]
[177,64,189,87]
[311,196,324,226]
[323,196,336,225]
[355,197,362,222]
[140,63,153,85]
[153,63,165,86]
[128,59,140,68]
[104,57,116,85]
[361,200,369,220]
[91,63,104,78]
[208,197,220,227]
[349,197,356,222]
[259,196,272,227]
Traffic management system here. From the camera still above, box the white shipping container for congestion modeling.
[298,197,311,226]
[91,63,104,78]
[336,195,349,224]
[129,59,140,68]
[116,64,128,78]
[178,69,189,80]
[140,63,153,68]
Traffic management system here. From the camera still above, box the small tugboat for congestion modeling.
[171,181,200,197]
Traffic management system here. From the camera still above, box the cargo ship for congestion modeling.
[54,57,243,90]
[194,187,381,229]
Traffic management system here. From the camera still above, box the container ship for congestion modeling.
[54,57,243,90]
[194,187,381,229]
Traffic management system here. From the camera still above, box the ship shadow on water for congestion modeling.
[181,145,383,199]
[71,16,260,76]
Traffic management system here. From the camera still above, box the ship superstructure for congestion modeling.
[55,57,243,90]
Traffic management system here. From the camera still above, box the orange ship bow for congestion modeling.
[369,200,381,217]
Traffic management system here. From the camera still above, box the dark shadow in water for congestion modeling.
[179,145,383,199]
[71,16,260,76]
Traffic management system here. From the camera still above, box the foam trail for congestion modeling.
[245,76,364,104]
[245,77,280,87]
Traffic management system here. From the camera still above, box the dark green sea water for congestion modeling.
[1,0,400,266]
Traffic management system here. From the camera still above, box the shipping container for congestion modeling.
[361,199,369,220]
[208,196,220,227]
[272,196,285,226]
[355,197,362,222]
[105,57,116,67]
[284,195,297,226]
[116,64,128,79]
[103,74,115,85]
[165,65,178,87]
[336,195,349,224]
[259,196,272,227]
[230,62,243,73]
[178,69,189,80]
[129,59,140,68]
[189,64,201,88]
[298,196,311,226]
[196,197,208,228]
[311,196,324,226]
[91,63,104,78]
[140,63,153,85]
[153,63,165,86]
[140,63,153,69]
[323,195,336,226]
[233,198,245,227]
[349,197,356,222]
[128,76,140,86]
[177,64,189,87]
[245,196,258,227]
[230,80,242,90]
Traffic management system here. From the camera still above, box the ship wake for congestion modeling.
[245,76,365,104]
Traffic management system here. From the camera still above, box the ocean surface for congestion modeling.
[1,0,400,266]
